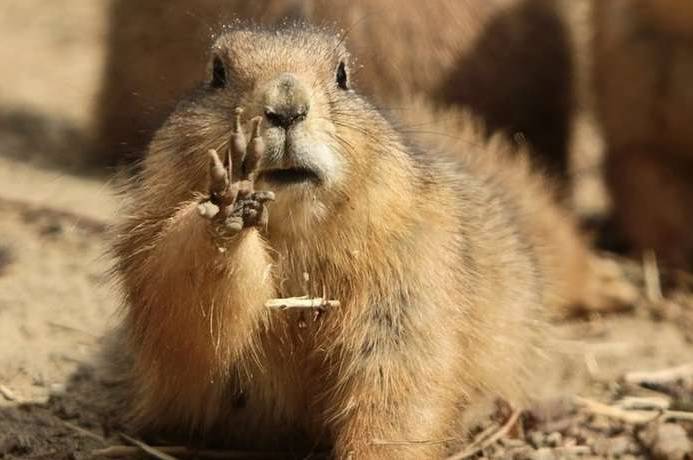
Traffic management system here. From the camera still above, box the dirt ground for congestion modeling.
[0,2,692,459]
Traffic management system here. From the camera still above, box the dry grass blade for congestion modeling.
[92,444,320,459]
[61,420,105,443]
[617,396,671,411]
[624,363,693,385]
[119,433,179,460]
[372,437,458,446]
[0,384,19,402]
[574,396,661,424]
[643,250,663,303]
[662,410,693,422]
[576,395,693,425]
[446,408,521,460]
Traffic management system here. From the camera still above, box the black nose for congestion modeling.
[264,105,308,129]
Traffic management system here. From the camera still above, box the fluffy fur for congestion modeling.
[110,25,606,458]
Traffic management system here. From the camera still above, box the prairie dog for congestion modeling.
[111,25,607,458]
[95,0,589,183]
[594,0,693,268]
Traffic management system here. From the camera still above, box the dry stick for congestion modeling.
[643,250,663,303]
[617,396,671,411]
[663,410,693,422]
[92,444,309,459]
[0,384,19,402]
[446,409,522,460]
[61,420,105,443]
[576,395,693,424]
[265,296,340,310]
[624,363,693,385]
[118,433,179,460]
[372,437,461,447]
[574,396,661,424]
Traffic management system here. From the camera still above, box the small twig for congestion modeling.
[616,396,671,411]
[0,384,19,402]
[119,433,179,460]
[446,408,521,460]
[61,420,105,443]
[372,437,459,446]
[643,250,663,303]
[265,296,340,310]
[624,363,693,385]
[576,395,693,425]
[662,410,693,422]
[575,396,661,424]
[92,444,312,459]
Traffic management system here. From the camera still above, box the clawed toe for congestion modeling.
[200,107,274,235]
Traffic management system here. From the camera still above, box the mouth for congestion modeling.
[257,167,321,186]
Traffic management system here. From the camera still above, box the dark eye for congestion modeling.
[336,61,348,90]
[211,55,227,89]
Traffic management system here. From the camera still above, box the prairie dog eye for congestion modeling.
[211,55,227,89]
[336,61,348,90]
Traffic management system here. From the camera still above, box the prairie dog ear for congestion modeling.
[209,53,228,89]
[336,60,349,90]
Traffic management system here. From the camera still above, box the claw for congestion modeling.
[221,182,240,209]
[208,149,229,200]
[202,108,273,234]
[258,205,269,227]
[230,107,247,182]
[243,116,265,181]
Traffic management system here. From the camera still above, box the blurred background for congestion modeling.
[0,0,692,458]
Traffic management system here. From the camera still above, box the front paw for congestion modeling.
[198,109,275,239]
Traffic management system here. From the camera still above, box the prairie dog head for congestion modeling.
[201,26,386,235]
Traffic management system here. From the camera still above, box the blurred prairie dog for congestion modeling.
[594,0,693,268]
[95,0,592,184]
[110,24,618,458]
[640,0,693,36]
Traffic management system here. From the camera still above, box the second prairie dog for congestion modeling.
[95,0,592,185]
[110,24,618,458]
[594,0,693,268]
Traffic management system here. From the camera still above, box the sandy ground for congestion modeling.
[0,2,692,459]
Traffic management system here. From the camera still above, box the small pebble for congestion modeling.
[545,432,562,447]
[639,423,691,460]
[593,435,630,456]
[528,431,545,448]
[50,383,66,395]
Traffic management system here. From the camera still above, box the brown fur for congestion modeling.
[110,25,612,458]
[95,0,589,182]
[593,0,693,268]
